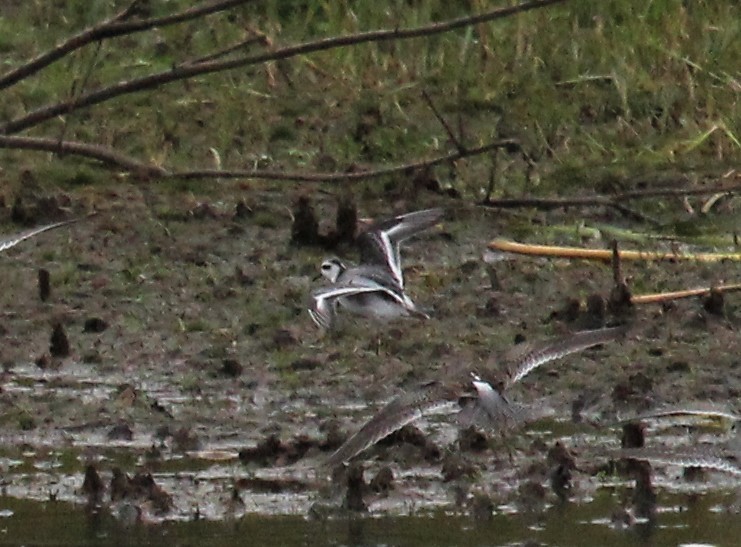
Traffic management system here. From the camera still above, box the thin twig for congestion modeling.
[184,33,269,66]
[1,0,568,135]
[483,150,499,203]
[421,90,464,153]
[57,41,104,148]
[607,202,661,225]
[483,195,662,225]
[0,0,251,91]
[616,183,740,199]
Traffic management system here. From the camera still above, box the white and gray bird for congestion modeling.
[309,208,443,330]
[323,325,627,468]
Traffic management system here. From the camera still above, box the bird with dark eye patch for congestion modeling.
[322,325,627,468]
[308,208,443,331]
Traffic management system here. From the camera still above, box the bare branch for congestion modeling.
[0,135,167,177]
[1,0,568,135]
[481,185,739,225]
[0,134,516,183]
[616,183,740,200]
[0,0,252,91]
[172,140,518,182]
[483,181,741,209]
[482,195,661,223]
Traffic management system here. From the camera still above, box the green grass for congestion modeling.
[0,0,738,201]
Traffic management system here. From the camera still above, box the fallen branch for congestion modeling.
[0,135,167,176]
[0,134,516,182]
[488,239,741,262]
[1,0,568,134]
[630,284,741,305]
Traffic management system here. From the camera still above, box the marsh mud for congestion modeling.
[0,182,739,545]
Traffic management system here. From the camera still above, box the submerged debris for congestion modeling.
[290,196,320,246]
[220,358,243,377]
[239,433,324,467]
[83,317,109,333]
[458,425,489,452]
[171,427,200,452]
[441,453,478,482]
[343,462,368,512]
[81,464,105,507]
[234,200,252,219]
[469,492,494,521]
[612,373,653,408]
[703,288,725,316]
[107,422,134,441]
[379,424,441,462]
[547,441,577,501]
[38,268,50,301]
[621,422,647,449]
[50,322,70,358]
[368,466,394,494]
[130,472,173,515]
[334,195,357,245]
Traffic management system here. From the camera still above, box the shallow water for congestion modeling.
[2,357,740,546]
[1,489,740,546]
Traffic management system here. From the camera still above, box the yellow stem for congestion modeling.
[488,239,741,262]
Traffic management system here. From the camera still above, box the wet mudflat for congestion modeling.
[0,184,739,545]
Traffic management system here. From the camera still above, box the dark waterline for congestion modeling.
[1,490,739,546]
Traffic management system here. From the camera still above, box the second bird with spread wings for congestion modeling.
[323,325,627,468]
[308,208,443,331]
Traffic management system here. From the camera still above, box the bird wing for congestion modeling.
[607,446,741,476]
[358,208,443,288]
[502,325,627,389]
[308,281,408,330]
[323,383,456,468]
[0,218,80,254]
[612,403,741,428]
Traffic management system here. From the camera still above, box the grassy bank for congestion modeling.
[0,0,738,200]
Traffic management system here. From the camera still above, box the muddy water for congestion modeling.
[2,360,740,545]
[1,490,740,546]
[1,365,740,547]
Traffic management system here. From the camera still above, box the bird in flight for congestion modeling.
[323,325,627,468]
